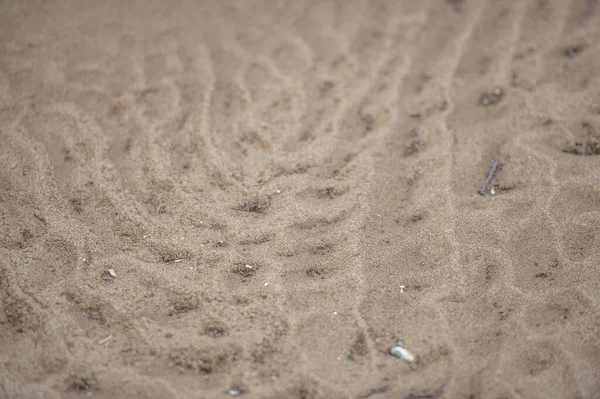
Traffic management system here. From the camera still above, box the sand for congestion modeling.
[1,1,600,398]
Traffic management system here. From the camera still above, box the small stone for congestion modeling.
[108,269,117,278]
[228,389,241,396]
[404,141,421,155]
[564,45,584,57]
[478,88,504,106]
[390,345,415,362]
[390,341,415,362]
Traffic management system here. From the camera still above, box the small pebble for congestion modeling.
[390,341,415,362]
[228,389,241,397]
[478,88,504,106]
[264,282,269,287]
[564,45,584,57]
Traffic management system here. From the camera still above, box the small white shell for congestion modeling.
[390,345,415,362]
[228,389,241,396]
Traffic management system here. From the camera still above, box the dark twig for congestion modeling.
[478,160,499,196]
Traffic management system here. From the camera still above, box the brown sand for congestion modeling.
[1,1,600,398]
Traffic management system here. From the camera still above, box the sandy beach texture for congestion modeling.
[1,1,600,398]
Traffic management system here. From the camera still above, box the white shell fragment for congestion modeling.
[390,341,415,362]
[107,269,117,278]
[228,389,241,396]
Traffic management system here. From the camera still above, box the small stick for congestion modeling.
[478,160,499,196]
[98,335,113,345]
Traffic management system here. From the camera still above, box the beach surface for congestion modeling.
[1,1,600,398]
